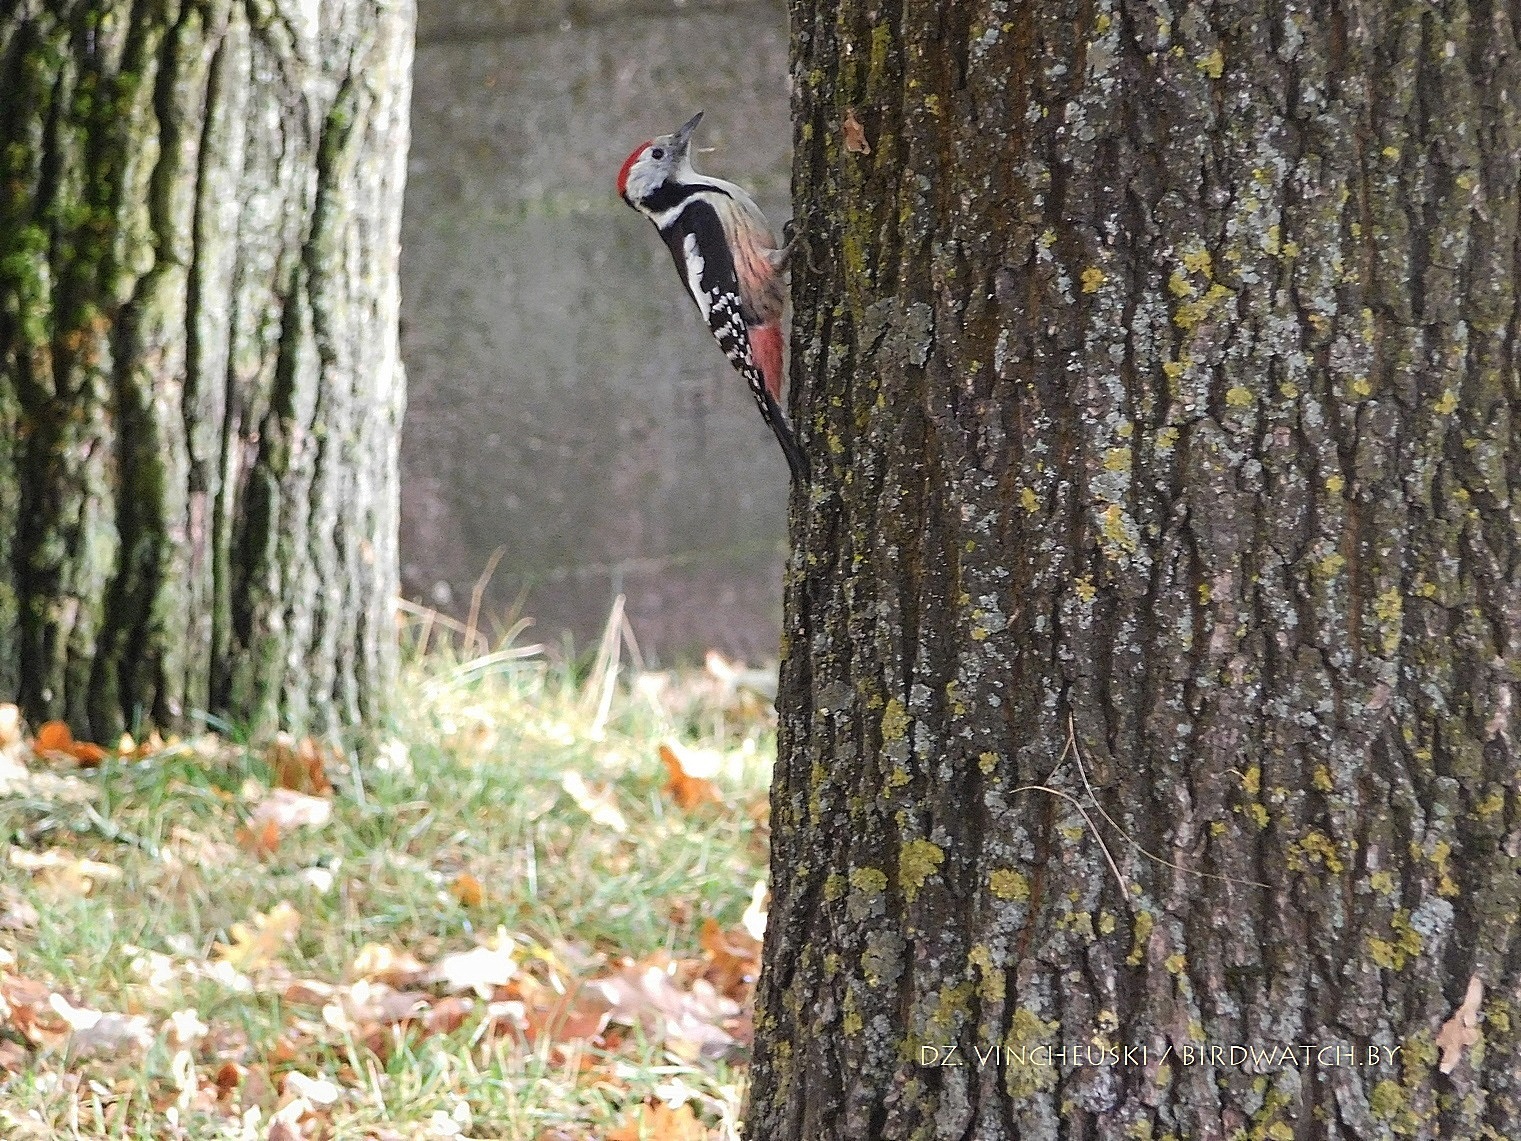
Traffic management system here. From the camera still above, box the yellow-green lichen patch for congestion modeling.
[1127,910,1154,966]
[1080,266,1106,293]
[879,697,908,743]
[1004,1008,1059,1099]
[1287,830,1346,874]
[1368,909,1422,970]
[978,751,999,774]
[899,840,945,901]
[1197,47,1224,78]
[1372,587,1403,655]
[969,944,1005,1002]
[1020,485,1040,512]
[990,868,1030,901]
[851,866,888,896]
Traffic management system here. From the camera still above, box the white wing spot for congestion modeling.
[683,234,711,320]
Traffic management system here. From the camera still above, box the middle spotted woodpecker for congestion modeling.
[617,111,808,481]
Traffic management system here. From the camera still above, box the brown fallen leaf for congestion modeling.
[843,107,872,155]
[236,817,284,858]
[423,994,474,1037]
[266,733,335,796]
[607,1101,711,1141]
[49,994,154,1059]
[659,740,723,811]
[699,918,760,1001]
[1436,974,1484,1074]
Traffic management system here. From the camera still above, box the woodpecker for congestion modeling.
[617,111,808,481]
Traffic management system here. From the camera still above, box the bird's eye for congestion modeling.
[651,147,665,160]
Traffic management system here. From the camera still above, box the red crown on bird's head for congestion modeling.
[616,141,652,201]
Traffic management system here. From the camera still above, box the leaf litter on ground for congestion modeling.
[0,651,773,1139]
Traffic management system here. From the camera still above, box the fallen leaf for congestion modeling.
[843,107,872,154]
[607,1101,710,1141]
[251,788,333,833]
[282,1070,340,1107]
[593,958,738,1062]
[0,885,39,930]
[429,931,518,995]
[214,901,302,971]
[561,771,628,834]
[423,995,474,1036]
[741,879,768,941]
[450,872,485,908]
[34,721,73,753]
[1437,974,1484,1074]
[659,740,723,811]
[351,943,429,987]
[31,720,109,765]
[236,817,284,858]
[49,994,153,1059]
[9,848,123,896]
[266,733,334,796]
[699,918,760,1001]
[0,703,20,748]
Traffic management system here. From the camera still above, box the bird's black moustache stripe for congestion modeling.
[637,179,731,214]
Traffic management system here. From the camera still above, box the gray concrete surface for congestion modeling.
[399,1,792,662]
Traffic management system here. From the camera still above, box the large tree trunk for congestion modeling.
[0,0,412,740]
[752,1,1521,1138]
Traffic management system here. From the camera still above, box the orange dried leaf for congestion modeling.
[447,876,483,912]
[35,721,73,752]
[451,872,485,908]
[659,741,723,812]
[236,817,283,858]
[607,1102,710,1141]
[266,733,334,795]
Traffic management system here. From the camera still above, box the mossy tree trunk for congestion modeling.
[752,1,1521,1137]
[0,0,412,740]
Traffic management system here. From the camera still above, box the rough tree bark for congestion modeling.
[752,1,1521,1138]
[0,0,412,740]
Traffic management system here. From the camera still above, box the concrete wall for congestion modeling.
[400,0,792,661]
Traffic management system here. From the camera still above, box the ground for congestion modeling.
[0,623,774,1141]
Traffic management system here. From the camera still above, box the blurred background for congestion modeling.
[400,0,792,664]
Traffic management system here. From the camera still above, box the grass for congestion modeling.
[0,627,776,1140]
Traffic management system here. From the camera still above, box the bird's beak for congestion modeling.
[673,110,704,157]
